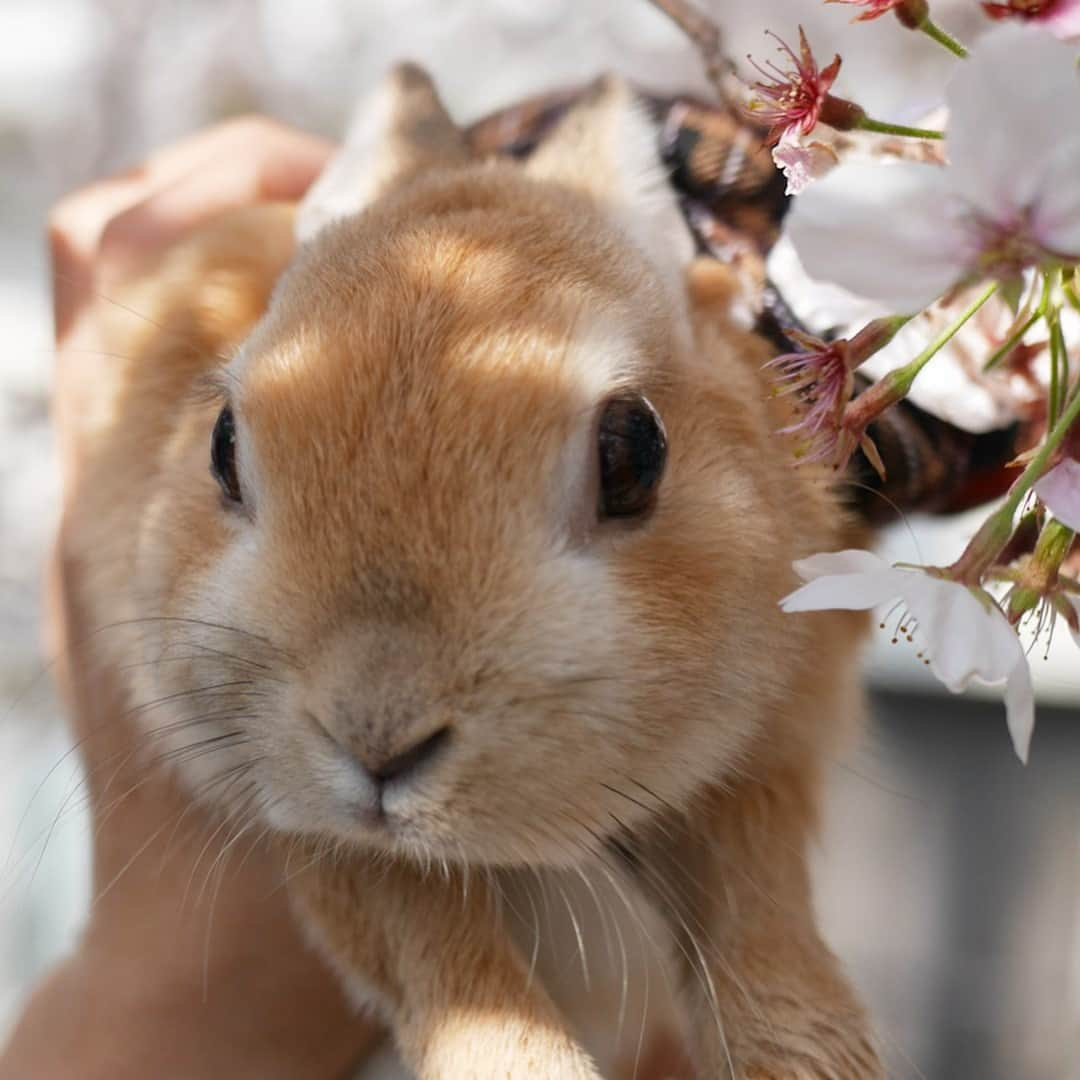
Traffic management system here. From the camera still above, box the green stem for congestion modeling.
[856,116,944,140]
[984,311,1041,373]
[983,272,1053,372]
[893,281,998,390]
[1003,381,1080,519]
[918,17,968,58]
[1065,271,1080,314]
[843,284,998,454]
[1048,309,1068,426]
[950,383,1080,584]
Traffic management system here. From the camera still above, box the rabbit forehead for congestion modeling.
[218,272,658,620]
[233,302,641,536]
[228,194,660,498]
[239,169,663,386]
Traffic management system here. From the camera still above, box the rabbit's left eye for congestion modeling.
[596,393,667,520]
[210,405,242,505]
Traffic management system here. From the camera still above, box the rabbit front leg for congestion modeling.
[638,774,883,1080]
[286,843,603,1080]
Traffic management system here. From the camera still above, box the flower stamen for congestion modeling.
[746,28,845,145]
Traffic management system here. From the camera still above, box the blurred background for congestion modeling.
[0,1,1077,1077]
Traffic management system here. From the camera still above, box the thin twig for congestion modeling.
[645,0,733,102]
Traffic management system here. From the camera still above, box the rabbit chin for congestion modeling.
[250,775,616,869]
[255,791,589,869]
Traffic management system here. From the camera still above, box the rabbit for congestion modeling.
[61,62,883,1079]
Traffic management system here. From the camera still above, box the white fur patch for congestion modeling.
[295,77,400,243]
[525,77,694,316]
[550,313,643,546]
[607,92,695,304]
[568,311,642,399]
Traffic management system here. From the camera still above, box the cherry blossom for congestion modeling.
[747,27,842,146]
[745,28,856,194]
[982,0,1080,40]
[784,25,1080,313]
[768,332,854,464]
[772,130,838,195]
[766,318,908,465]
[780,549,1036,760]
[768,238,1080,435]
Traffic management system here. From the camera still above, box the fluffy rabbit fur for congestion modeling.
[64,64,883,1078]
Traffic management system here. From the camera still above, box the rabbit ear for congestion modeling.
[525,75,694,296]
[296,62,470,242]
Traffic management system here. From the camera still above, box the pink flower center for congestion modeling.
[970,209,1048,278]
[983,0,1067,18]
[747,28,842,144]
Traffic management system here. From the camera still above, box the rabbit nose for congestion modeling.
[362,725,451,788]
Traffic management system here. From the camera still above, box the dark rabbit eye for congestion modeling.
[210,405,242,504]
[597,394,667,520]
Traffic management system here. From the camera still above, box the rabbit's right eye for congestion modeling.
[597,393,667,520]
[210,405,243,505]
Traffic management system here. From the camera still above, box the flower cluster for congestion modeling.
[745,9,1080,760]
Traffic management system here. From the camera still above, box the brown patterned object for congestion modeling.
[466,86,1029,526]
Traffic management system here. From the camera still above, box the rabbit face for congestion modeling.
[126,71,850,867]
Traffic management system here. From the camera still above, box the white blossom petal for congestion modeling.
[946,25,1080,256]
[781,550,1036,761]
[782,549,912,612]
[1034,458,1080,532]
[792,548,894,579]
[765,235,887,331]
[779,573,902,612]
[772,131,838,196]
[883,574,1034,761]
[899,576,1016,688]
[784,161,970,312]
[1002,659,1036,764]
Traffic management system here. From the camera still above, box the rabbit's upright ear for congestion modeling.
[297,62,470,242]
[525,75,694,298]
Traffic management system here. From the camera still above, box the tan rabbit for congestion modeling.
[63,62,883,1079]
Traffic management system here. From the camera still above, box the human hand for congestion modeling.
[1,117,380,1080]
